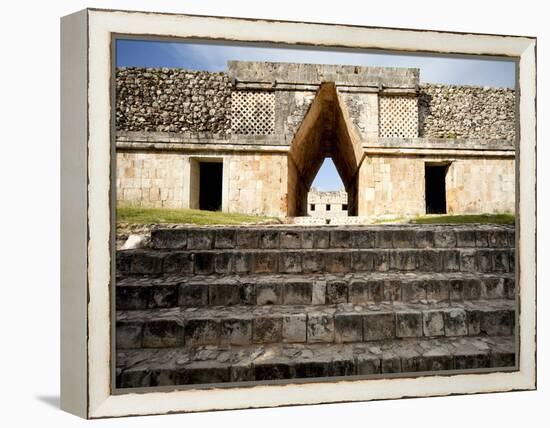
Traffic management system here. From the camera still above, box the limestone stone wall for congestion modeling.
[226,153,288,217]
[117,150,288,217]
[117,152,186,208]
[419,84,515,141]
[116,67,231,133]
[358,155,515,218]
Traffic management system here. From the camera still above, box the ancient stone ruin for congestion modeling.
[116,61,515,221]
[115,61,516,387]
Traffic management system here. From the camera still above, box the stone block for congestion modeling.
[392,230,415,248]
[179,283,209,306]
[493,251,510,272]
[356,355,381,375]
[459,250,477,272]
[326,280,348,304]
[462,279,482,300]
[282,314,307,342]
[375,230,393,248]
[258,230,279,249]
[116,321,143,349]
[214,229,236,249]
[504,277,516,299]
[163,251,194,274]
[307,312,335,343]
[415,230,435,248]
[351,251,375,271]
[143,320,185,348]
[312,230,330,248]
[456,230,477,247]
[184,319,220,346]
[454,352,491,370]
[426,279,449,302]
[221,318,252,345]
[480,309,514,336]
[335,313,363,343]
[293,361,329,378]
[395,311,423,338]
[116,251,132,274]
[443,308,468,336]
[390,250,417,271]
[253,252,278,273]
[235,230,259,249]
[284,280,312,304]
[119,367,151,388]
[482,277,506,299]
[302,252,325,273]
[256,283,283,305]
[476,250,493,273]
[325,251,351,273]
[329,358,355,376]
[279,252,302,273]
[149,284,178,308]
[467,310,481,335]
[253,316,283,343]
[209,283,240,306]
[488,230,510,248]
[364,312,395,341]
[474,230,489,247]
[418,250,441,271]
[280,231,302,248]
[381,353,402,373]
[402,280,427,302]
[330,230,351,248]
[383,280,402,302]
[151,229,187,249]
[187,230,214,249]
[214,253,232,274]
[238,283,256,305]
[234,252,254,273]
[254,363,292,380]
[117,286,150,310]
[441,250,460,271]
[312,280,326,305]
[348,280,369,304]
[374,251,390,271]
[423,310,445,337]
[300,231,314,249]
[434,230,456,248]
[194,252,215,274]
[180,362,230,384]
[130,251,164,274]
[367,280,385,303]
[353,230,375,248]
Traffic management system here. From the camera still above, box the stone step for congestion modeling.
[116,336,516,387]
[117,247,515,276]
[117,272,515,310]
[116,299,515,349]
[149,224,514,251]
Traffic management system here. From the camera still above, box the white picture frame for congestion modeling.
[60,8,536,419]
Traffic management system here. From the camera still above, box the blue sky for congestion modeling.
[116,39,515,191]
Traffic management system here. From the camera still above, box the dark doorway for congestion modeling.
[425,164,448,214]
[199,162,223,211]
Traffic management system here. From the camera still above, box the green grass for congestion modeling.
[117,206,281,225]
[411,213,515,225]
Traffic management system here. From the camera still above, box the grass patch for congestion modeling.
[411,213,515,225]
[117,206,281,225]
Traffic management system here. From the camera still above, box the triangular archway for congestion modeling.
[287,83,364,217]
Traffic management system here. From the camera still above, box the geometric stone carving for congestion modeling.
[379,95,419,138]
[231,91,275,134]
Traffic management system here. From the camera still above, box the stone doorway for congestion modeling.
[287,83,363,217]
[425,163,449,214]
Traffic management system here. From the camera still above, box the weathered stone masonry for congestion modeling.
[116,224,516,387]
[116,62,516,219]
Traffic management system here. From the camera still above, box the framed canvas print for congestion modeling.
[60,8,537,419]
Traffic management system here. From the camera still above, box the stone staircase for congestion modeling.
[115,224,516,388]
